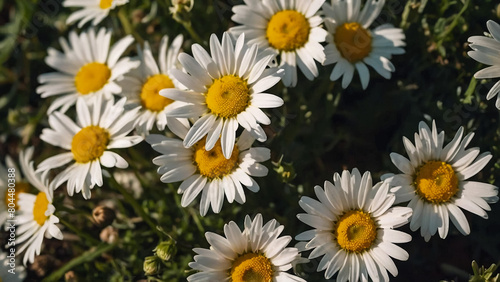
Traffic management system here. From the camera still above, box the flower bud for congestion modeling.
[170,0,194,23]
[154,240,177,262]
[143,256,161,276]
[100,226,118,244]
[92,206,116,227]
[170,0,194,14]
[272,156,296,183]
[65,270,78,282]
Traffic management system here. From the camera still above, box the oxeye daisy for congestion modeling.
[36,96,143,199]
[188,213,305,281]
[64,0,128,28]
[229,0,327,87]
[296,169,413,281]
[15,147,63,265]
[36,28,139,113]
[322,0,406,89]
[161,32,284,159]
[384,120,499,241]
[0,153,36,229]
[119,34,189,135]
[468,20,500,109]
[147,127,270,216]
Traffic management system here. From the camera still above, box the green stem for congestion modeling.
[180,20,203,44]
[437,0,469,44]
[59,217,101,246]
[109,175,162,238]
[42,243,117,282]
[127,146,153,169]
[21,101,48,144]
[462,76,477,104]
[187,207,205,234]
[57,204,90,216]
[168,184,204,233]
[158,0,203,44]
[118,8,144,44]
[147,276,165,282]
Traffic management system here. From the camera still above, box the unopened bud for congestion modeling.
[154,240,177,262]
[65,270,78,282]
[170,0,194,23]
[100,226,118,244]
[92,206,116,227]
[143,256,161,276]
[272,156,297,183]
[170,0,194,14]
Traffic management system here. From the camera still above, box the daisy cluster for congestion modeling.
[1,0,500,281]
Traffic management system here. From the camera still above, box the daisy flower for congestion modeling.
[36,28,139,113]
[468,20,500,109]
[15,147,63,265]
[322,0,406,89]
[161,32,284,159]
[147,127,270,216]
[0,154,33,229]
[385,120,499,241]
[64,0,128,28]
[229,0,327,87]
[37,96,143,199]
[296,169,413,281]
[119,34,189,135]
[188,213,305,281]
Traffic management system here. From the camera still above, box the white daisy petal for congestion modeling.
[389,153,413,175]
[177,53,213,86]
[192,44,220,79]
[468,20,500,107]
[205,118,224,151]
[221,118,238,159]
[183,114,217,148]
[457,152,492,180]
[251,94,284,108]
[447,203,471,235]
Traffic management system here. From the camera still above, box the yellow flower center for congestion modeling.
[266,10,310,52]
[71,125,110,163]
[99,0,113,9]
[4,181,29,211]
[230,253,273,282]
[414,161,458,204]
[74,62,112,95]
[334,22,372,63]
[193,138,239,179]
[140,74,175,112]
[205,75,250,119]
[33,192,50,226]
[335,210,377,253]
